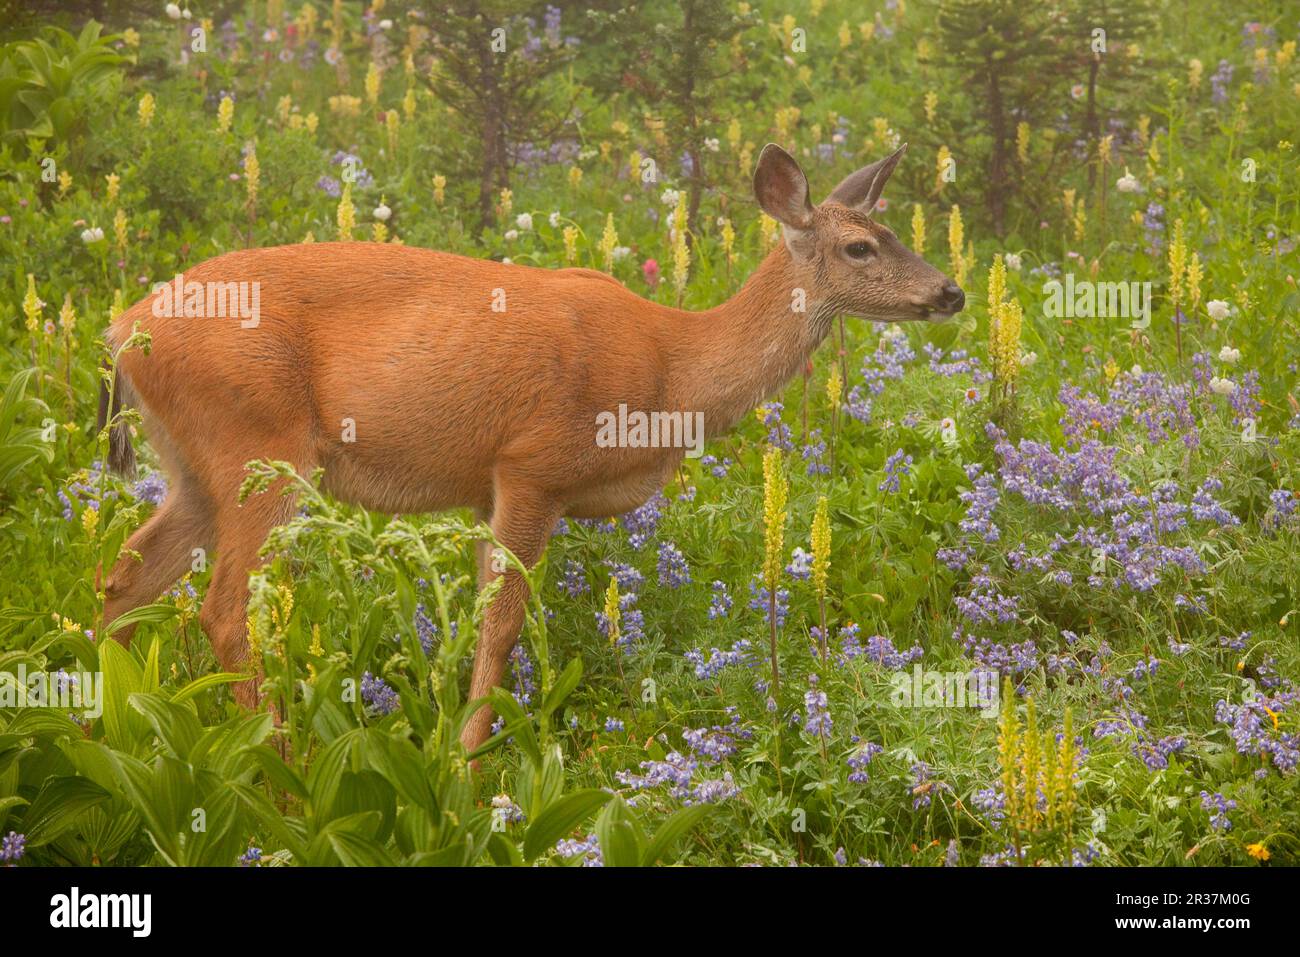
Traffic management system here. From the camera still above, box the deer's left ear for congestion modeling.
[824,143,908,214]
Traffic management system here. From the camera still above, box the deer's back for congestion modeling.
[112,242,675,513]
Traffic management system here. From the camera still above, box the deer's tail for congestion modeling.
[97,361,137,479]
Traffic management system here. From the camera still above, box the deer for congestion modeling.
[99,142,964,755]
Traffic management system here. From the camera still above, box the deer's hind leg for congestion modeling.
[102,475,215,645]
[460,479,560,754]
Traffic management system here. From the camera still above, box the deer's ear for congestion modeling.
[825,143,908,214]
[754,144,815,233]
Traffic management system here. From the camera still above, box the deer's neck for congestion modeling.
[666,244,835,438]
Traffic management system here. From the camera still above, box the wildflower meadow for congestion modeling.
[0,0,1298,899]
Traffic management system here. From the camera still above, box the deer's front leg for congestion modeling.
[460,481,558,756]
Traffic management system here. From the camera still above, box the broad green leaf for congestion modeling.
[523,788,611,862]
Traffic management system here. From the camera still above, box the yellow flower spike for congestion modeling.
[810,495,830,602]
[81,504,99,540]
[337,182,355,240]
[1021,695,1041,832]
[603,577,620,648]
[923,90,938,124]
[760,213,778,248]
[386,109,400,152]
[114,208,128,253]
[562,225,578,265]
[432,174,446,206]
[105,173,120,204]
[364,61,381,105]
[305,112,319,134]
[720,218,735,263]
[935,145,952,193]
[217,95,234,133]
[826,363,842,412]
[726,119,741,152]
[243,144,260,208]
[947,205,965,287]
[59,294,76,334]
[761,447,788,595]
[403,86,417,121]
[498,188,512,218]
[1016,122,1030,163]
[138,92,155,127]
[1186,252,1203,310]
[599,213,618,272]
[910,203,925,254]
[568,166,582,189]
[22,274,43,333]
[671,193,690,298]
[1168,218,1188,311]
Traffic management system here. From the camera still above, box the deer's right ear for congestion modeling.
[754,144,815,236]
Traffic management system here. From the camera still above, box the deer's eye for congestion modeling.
[845,241,874,260]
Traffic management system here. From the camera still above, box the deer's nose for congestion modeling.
[937,282,965,313]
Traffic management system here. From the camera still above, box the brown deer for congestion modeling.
[100,143,963,752]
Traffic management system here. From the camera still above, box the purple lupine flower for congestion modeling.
[879,448,912,493]
[684,639,752,680]
[802,674,832,739]
[360,672,400,715]
[1,831,25,863]
[1200,790,1236,831]
[656,540,691,588]
[847,739,884,783]
[707,580,732,620]
[560,559,589,597]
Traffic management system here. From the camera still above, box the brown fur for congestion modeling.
[101,145,962,752]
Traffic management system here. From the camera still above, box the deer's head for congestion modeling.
[753,143,964,324]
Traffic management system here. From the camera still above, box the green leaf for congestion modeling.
[594,795,645,867]
[541,656,583,718]
[102,603,179,639]
[523,788,611,862]
[21,775,111,847]
[642,804,711,866]
[169,671,245,705]
[128,692,201,760]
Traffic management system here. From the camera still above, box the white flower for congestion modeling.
[879,323,906,345]
[660,188,680,207]
[164,2,181,18]
[182,7,191,18]
[1209,376,1236,396]
[1219,345,1241,365]
[504,229,519,241]
[612,245,631,261]
[1019,350,1038,367]
[373,203,391,222]
[379,19,393,30]
[704,137,720,153]
[939,417,957,446]
[548,211,561,228]
[1003,252,1022,271]
[501,257,512,265]
[515,212,533,231]
[1115,168,1141,193]
[1206,299,1230,321]
[81,226,105,243]
[1130,364,1144,376]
